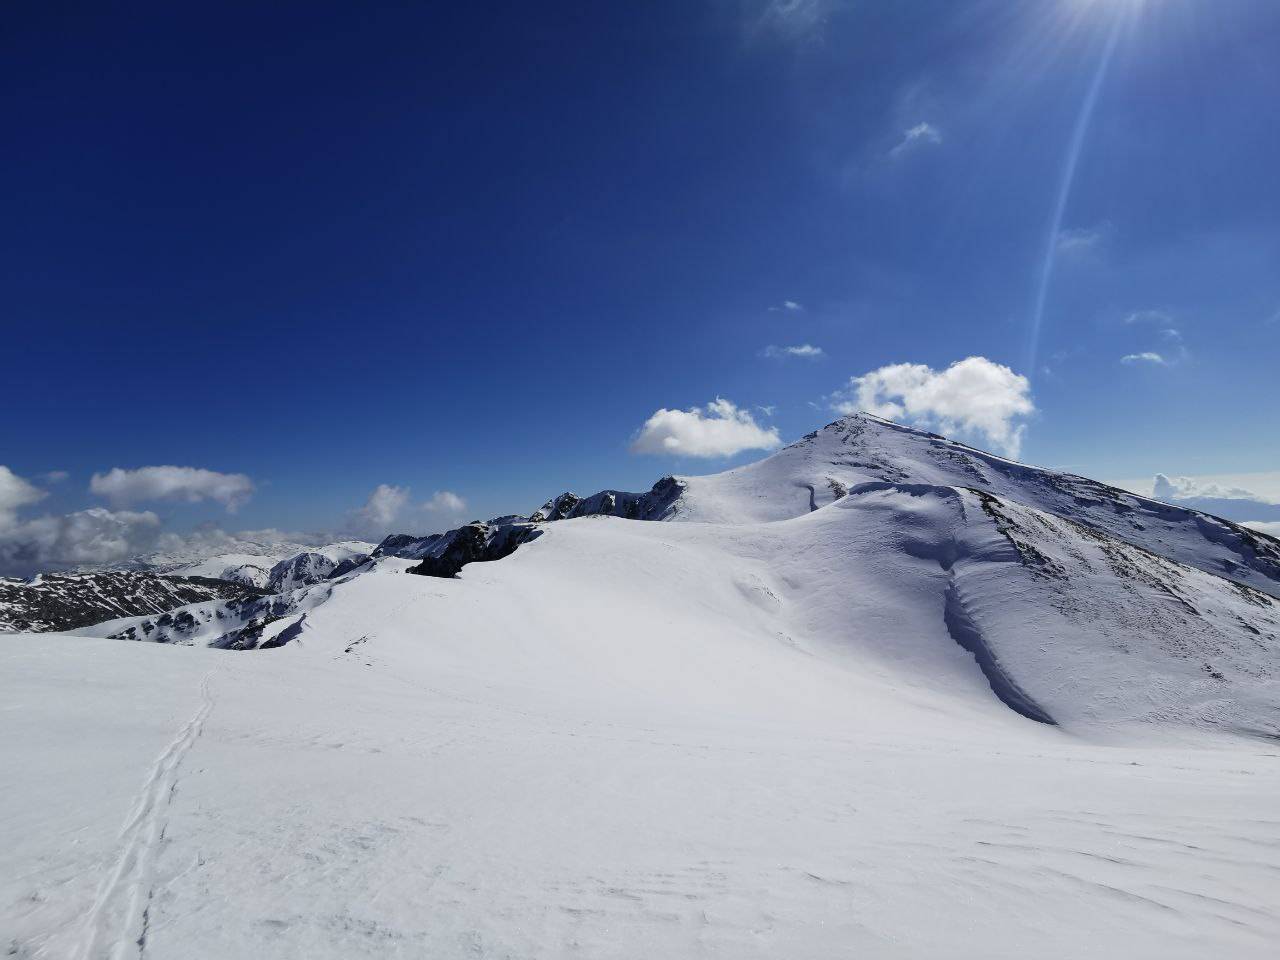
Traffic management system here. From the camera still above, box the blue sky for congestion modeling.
[3,0,1279,568]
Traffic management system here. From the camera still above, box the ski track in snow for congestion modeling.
[76,670,217,960]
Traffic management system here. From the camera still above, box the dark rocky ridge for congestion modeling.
[107,589,329,650]
[0,572,267,633]
[385,476,686,579]
[267,550,372,593]
[531,476,685,524]
[406,522,543,578]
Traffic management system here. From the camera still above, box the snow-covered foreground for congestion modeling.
[4,513,1279,959]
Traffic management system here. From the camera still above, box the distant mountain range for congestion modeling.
[0,572,264,633]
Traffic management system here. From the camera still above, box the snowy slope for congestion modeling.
[70,416,1280,736]
[670,414,1280,598]
[82,582,337,650]
[5,523,1279,958]
[169,553,277,588]
[5,415,1280,958]
[76,492,1280,734]
[374,415,1279,602]
[313,541,377,564]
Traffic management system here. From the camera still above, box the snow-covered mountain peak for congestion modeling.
[672,413,1280,598]
[265,541,375,593]
[530,492,581,523]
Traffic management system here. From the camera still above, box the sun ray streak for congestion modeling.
[1026,12,1125,378]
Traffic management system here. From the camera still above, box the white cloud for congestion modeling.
[351,484,411,532]
[744,0,833,42]
[831,356,1035,457]
[0,466,47,522]
[346,485,468,538]
[90,466,254,513]
[768,300,805,313]
[889,122,941,158]
[1109,470,1280,504]
[151,525,312,560]
[1056,225,1107,254]
[0,464,275,576]
[756,405,777,417]
[632,398,783,459]
[762,343,824,360]
[1153,475,1277,505]
[1123,309,1173,326]
[1147,474,1280,523]
[38,470,69,485]
[0,506,163,577]
[1244,521,1280,539]
[1119,312,1189,366]
[424,491,467,514]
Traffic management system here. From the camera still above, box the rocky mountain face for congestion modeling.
[217,563,274,589]
[104,585,334,650]
[268,552,341,593]
[374,476,686,579]
[528,476,685,523]
[0,573,266,633]
[406,522,542,578]
[266,542,374,593]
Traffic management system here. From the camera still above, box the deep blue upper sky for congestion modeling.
[4,0,1279,552]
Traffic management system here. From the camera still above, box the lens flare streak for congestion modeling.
[1026,13,1125,377]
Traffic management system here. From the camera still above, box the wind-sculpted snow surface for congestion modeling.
[816,483,1280,736]
[5,519,1279,958]
[6,414,1280,957]
[674,415,1280,598]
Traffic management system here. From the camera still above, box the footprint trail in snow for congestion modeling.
[76,670,217,960]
